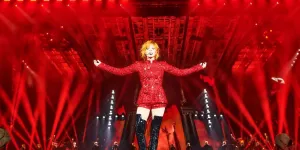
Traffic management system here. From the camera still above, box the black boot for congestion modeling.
[135,114,147,150]
[149,116,163,150]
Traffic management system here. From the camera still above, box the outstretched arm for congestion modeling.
[94,60,137,76]
[163,62,206,76]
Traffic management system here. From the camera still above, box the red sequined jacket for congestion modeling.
[98,60,203,105]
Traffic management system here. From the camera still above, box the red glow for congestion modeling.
[0,1,299,148]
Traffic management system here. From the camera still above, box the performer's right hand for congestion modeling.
[94,60,101,67]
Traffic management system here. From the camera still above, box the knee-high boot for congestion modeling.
[135,114,147,150]
[149,116,163,150]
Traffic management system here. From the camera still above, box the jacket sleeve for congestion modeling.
[163,62,203,76]
[97,62,137,76]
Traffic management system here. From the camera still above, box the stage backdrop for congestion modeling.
[112,105,220,149]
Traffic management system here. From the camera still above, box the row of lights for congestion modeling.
[95,90,125,129]
[270,49,299,84]
[22,60,30,69]
[107,90,115,129]
[204,89,213,128]
[196,113,223,119]
[197,89,223,128]
[291,49,300,68]
[96,114,125,120]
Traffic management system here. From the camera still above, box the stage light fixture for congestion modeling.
[209,125,212,128]
[112,90,115,94]
[102,116,105,119]
[214,114,216,117]
[220,114,223,117]
[96,116,99,119]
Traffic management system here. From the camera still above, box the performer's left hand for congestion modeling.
[200,62,207,68]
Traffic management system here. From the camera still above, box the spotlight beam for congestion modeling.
[82,89,95,143]
[47,73,74,150]
[55,78,88,140]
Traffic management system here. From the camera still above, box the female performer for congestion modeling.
[94,40,207,150]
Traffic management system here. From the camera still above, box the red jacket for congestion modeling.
[98,60,203,105]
